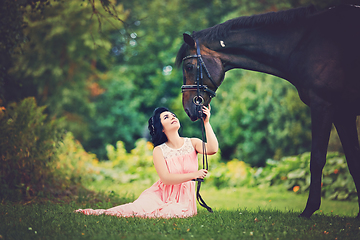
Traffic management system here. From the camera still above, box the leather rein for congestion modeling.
[181,40,219,213]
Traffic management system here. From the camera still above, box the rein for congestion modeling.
[193,116,213,213]
[182,40,217,213]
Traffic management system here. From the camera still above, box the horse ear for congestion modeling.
[183,33,195,48]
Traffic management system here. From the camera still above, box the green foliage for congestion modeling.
[1,0,127,103]
[53,132,99,186]
[212,71,312,166]
[87,139,158,185]
[210,160,256,189]
[6,0,128,142]
[204,150,257,189]
[83,0,245,158]
[0,97,61,201]
[84,69,147,157]
[81,136,357,202]
[321,155,357,201]
[255,153,312,189]
[199,143,354,203]
[0,0,51,99]
[255,152,358,201]
[0,98,101,202]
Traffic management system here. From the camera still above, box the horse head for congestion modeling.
[177,33,225,121]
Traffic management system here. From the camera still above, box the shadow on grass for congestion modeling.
[0,184,133,209]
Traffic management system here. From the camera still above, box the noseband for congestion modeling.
[181,40,218,106]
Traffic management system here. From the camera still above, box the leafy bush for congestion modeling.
[53,132,99,187]
[86,139,229,189]
[0,97,61,201]
[201,150,356,202]
[87,139,158,185]
[211,71,312,166]
[255,152,357,201]
[0,97,100,202]
[83,72,149,159]
[321,155,357,201]
[206,154,256,189]
[82,137,357,202]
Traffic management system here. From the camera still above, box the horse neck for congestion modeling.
[214,24,305,80]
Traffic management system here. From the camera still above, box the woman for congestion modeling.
[75,105,218,218]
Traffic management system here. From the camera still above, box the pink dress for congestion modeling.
[75,138,198,218]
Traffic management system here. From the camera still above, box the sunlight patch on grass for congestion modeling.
[200,186,359,217]
[84,180,358,217]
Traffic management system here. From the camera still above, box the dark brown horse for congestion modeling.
[176,4,360,219]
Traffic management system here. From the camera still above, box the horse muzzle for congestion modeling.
[184,97,205,121]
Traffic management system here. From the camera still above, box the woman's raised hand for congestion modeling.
[202,104,211,123]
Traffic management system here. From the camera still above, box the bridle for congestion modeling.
[181,39,218,213]
[181,39,218,109]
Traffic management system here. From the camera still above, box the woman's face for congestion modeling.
[160,111,180,133]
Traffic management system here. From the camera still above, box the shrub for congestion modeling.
[207,158,256,189]
[211,71,312,166]
[199,149,256,189]
[53,132,99,187]
[254,152,357,201]
[0,97,61,201]
[87,139,158,185]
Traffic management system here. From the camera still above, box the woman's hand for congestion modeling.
[191,103,218,155]
[194,169,208,179]
[202,104,211,123]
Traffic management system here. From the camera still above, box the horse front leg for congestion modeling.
[333,113,360,219]
[299,98,333,219]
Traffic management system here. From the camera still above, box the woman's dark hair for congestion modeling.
[148,107,169,147]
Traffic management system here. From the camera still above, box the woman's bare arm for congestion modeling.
[192,105,219,155]
[153,146,208,185]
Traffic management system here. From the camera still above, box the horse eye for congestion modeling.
[186,65,193,71]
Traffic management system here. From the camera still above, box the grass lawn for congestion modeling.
[1,200,359,240]
[1,182,359,240]
[200,186,359,217]
[84,180,359,217]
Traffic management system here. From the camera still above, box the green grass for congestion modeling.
[84,179,359,217]
[200,186,359,217]
[1,183,359,240]
[1,201,360,240]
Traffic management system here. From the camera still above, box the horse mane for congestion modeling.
[194,5,318,40]
[176,5,318,67]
